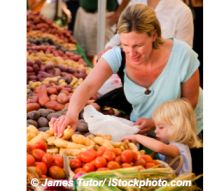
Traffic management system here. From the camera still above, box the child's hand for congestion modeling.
[135,118,154,134]
[122,134,138,142]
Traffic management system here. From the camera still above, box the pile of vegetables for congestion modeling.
[69,146,159,175]
[27,125,138,156]
[27,11,75,44]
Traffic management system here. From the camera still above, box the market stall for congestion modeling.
[26,8,202,191]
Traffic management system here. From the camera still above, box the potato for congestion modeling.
[38,108,51,117]
[37,85,50,106]
[47,87,58,95]
[27,119,38,127]
[47,112,62,120]
[38,127,49,132]
[27,103,40,112]
[57,92,69,104]
[62,127,74,140]
[37,117,49,127]
[27,111,40,120]
[50,94,58,101]
[47,148,59,154]
[27,125,39,134]
[47,136,56,146]
[45,101,64,111]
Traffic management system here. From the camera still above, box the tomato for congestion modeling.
[115,156,122,164]
[107,161,121,170]
[79,149,97,163]
[135,158,146,167]
[27,154,35,166]
[74,168,87,174]
[42,153,54,167]
[145,162,156,168]
[32,149,45,161]
[103,150,116,161]
[36,162,47,175]
[94,156,107,168]
[53,154,64,168]
[33,140,47,152]
[141,154,153,162]
[27,144,33,154]
[83,162,95,172]
[121,163,133,168]
[70,158,82,170]
[121,150,136,163]
[97,146,107,156]
[112,148,122,156]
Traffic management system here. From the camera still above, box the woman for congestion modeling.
[50,4,203,137]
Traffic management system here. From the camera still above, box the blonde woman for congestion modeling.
[123,99,202,175]
[50,4,203,138]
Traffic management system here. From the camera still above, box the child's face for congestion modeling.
[154,122,171,143]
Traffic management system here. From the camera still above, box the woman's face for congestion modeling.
[120,31,156,65]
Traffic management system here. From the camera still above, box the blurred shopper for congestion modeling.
[65,0,80,32]
[74,0,130,62]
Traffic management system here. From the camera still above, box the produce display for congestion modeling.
[26,10,200,191]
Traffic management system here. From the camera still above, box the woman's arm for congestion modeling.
[66,58,113,119]
[50,58,113,137]
[181,69,200,108]
[123,134,180,158]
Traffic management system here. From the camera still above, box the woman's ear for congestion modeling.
[152,31,158,42]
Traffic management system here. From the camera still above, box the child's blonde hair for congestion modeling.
[152,99,202,148]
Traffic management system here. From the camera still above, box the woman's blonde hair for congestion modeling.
[117,4,163,49]
[152,99,202,148]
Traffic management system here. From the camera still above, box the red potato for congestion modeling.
[57,92,69,104]
[45,101,64,111]
[47,87,58,94]
[37,85,50,106]
[27,102,40,112]
[50,94,58,101]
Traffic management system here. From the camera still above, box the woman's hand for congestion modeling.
[49,115,77,137]
[134,118,155,134]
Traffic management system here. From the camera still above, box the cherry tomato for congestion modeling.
[112,148,122,156]
[145,162,156,168]
[70,158,82,170]
[83,162,96,172]
[79,149,97,163]
[97,146,107,156]
[141,154,153,162]
[135,158,146,167]
[121,150,136,163]
[115,156,122,164]
[95,156,107,168]
[42,153,54,167]
[103,150,116,161]
[53,154,64,168]
[74,168,87,174]
[107,161,121,170]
